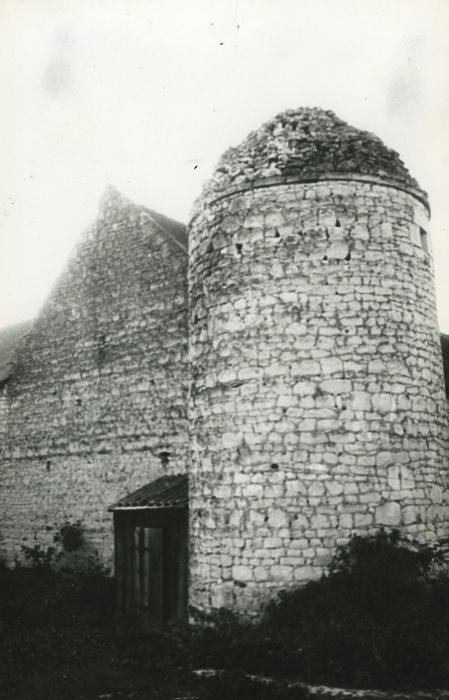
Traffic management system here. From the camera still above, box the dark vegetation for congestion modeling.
[1,528,449,699]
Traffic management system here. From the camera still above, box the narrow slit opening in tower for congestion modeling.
[235,243,243,255]
[419,227,429,253]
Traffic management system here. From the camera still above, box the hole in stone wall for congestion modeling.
[46,460,51,472]
[322,255,328,261]
[270,463,279,471]
[97,334,106,366]
[76,398,82,406]
[345,251,351,261]
[158,451,170,466]
[274,229,281,239]
[420,227,429,253]
[335,219,341,227]
[292,305,301,320]
[235,243,243,255]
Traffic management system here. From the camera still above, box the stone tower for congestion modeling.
[188,107,449,614]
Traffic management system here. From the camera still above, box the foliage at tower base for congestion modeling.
[2,529,449,693]
[119,529,449,690]
[257,529,449,689]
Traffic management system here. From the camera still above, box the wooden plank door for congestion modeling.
[131,526,164,627]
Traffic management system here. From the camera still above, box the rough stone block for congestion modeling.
[296,360,320,376]
[354,512,373,527]
[320,379,351,394]
[232,565,253,582]
[267,508,289,528]
[347,391,371,411]
[375,501,401,526]
[326,481,343,496]
[292,381,316,395]
[270,565,292,580]
[222,432,243,448]
[320,357,343,375]
[286,322,307,336]
[372,393,395,414]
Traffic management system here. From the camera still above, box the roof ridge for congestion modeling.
[109,473,188,511]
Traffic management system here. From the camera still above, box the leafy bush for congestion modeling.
[4,529,449,693]
[53,520,84,552]
[113,530,449,690]
[19,520,110,584]
[0,566,114,630]
[21,543,56,570]
[0,561,115,685]
[261,529,449,688]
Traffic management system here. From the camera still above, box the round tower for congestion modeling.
[188,107,449,614]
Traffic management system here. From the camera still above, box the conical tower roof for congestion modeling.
[192,107,425,214]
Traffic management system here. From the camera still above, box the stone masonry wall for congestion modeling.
[0,388,7,438]
[0,188,189,567]
[188,178,449,614]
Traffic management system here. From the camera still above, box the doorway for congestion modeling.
[113,509,188,628]
[110,475,188,629]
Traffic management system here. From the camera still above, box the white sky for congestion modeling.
[1,0,449,329]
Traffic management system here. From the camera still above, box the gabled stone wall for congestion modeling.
[0,188,189,566]
[0,386,7,438]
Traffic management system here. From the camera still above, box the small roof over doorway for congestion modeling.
[109,474,188,511]
[109,473,188,627]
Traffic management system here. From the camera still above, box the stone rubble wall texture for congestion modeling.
[0,187,189,567]
[0,390,7,438]
[188,108,449,614]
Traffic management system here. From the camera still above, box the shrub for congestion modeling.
[114,531,449,689]
[5,529,449,691]
[19,521,110,583]
[21,543,56,570]
[54,520,83,552]
[262,529,449,688]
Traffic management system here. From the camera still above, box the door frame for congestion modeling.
[113,506,188,627]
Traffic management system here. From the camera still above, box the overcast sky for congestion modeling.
[1,0,449,330]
